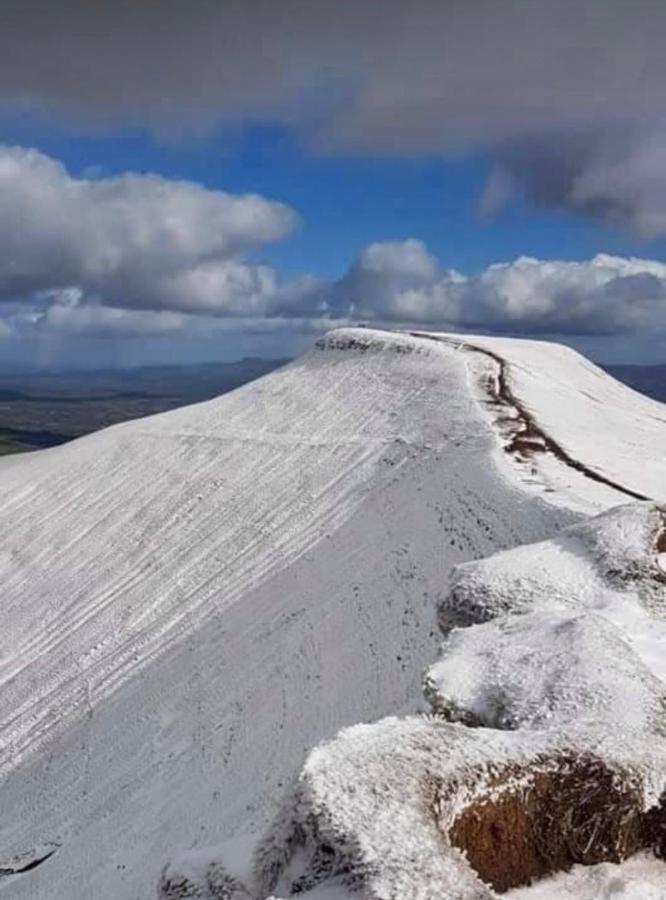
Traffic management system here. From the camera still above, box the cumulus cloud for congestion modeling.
[327,241,666,337]
[327,239,443,319]
[6,187,666,343]
[0,145,310,318]
[4,1,666,233]
[4,145,666,348]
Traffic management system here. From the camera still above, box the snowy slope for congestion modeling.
[422,331,666,510]
[0,327,664,899]
[464,334,666,504]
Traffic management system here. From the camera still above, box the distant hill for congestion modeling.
[604,363,666,403]
[0,357,289,453]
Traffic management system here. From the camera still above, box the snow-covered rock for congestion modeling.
[435,502,666,682]
[424,609,666,732]
[259,504,666,899]
[253,715,665,899]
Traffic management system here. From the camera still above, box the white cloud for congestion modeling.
[328,242,666,336]
[4,146,666,352]
[7,227,666,343]
[0,145,304,316]
[328,239,444,318]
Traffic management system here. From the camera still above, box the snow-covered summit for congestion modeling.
[0,327,665,899]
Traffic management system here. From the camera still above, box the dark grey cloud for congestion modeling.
[3,1,666,233]
[483,130,666,237]
[0,1,662,139]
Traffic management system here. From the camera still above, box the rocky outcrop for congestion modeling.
[245,503,666,898]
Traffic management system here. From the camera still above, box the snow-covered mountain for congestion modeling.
[0,328,664,899]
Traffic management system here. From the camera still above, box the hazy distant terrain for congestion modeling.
[0,358,288,454]
[605,364,666,404]
[0,358,660,456]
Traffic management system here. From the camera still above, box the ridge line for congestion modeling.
[409,331,651,503]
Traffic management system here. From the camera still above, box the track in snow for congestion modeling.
[413,332,651,502]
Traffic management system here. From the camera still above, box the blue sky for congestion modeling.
[3,1,666,367]
[6,118,663,280]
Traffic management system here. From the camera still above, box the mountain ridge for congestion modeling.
[0,328,664,898]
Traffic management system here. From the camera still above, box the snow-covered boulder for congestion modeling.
[424,610,666,733]
[438,502,666,631]
[252,716,666,899]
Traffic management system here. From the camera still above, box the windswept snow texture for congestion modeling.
[2,328,666,899]
[0,329,582,900]
[420,331,666,511]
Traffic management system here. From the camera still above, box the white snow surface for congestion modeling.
[507,853,666,899]
[429,332,666,508]
[0,327,665,899]
[291,855,666,900]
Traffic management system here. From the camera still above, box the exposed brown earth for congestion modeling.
[447,752,664,893]
[657,528,666,554]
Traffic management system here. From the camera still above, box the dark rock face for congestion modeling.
[448,752,653,893]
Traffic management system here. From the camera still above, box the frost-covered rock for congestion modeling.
[439,502,666,631]
[424,610,666,733]
[252,716,666,900]
[254,503,666,899]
